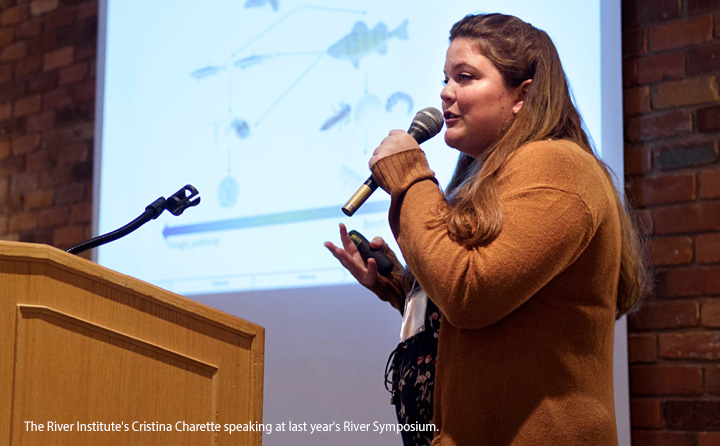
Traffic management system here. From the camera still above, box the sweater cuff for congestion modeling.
[370,149,437,196]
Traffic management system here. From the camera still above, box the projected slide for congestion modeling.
[98,0,601,295]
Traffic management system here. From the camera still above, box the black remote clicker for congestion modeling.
[348,230,394,276]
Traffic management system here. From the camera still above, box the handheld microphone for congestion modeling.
[342,107,444,216]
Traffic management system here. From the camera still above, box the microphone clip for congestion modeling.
[66,184,202,255]
[165,185,201,216]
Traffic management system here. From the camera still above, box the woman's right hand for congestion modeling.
[324,223,393,288]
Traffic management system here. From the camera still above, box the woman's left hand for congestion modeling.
[369,130,420,168]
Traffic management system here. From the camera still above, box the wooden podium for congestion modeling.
[0,241,264,445]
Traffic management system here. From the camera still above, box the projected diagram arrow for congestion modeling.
[162,200,389,238]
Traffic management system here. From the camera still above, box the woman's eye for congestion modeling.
[442,78,448,86]
[459,73,473,81]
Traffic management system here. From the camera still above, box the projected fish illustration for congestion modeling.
[320,103,351,131]
[233,53,275,70]
[386,91,413,114]
[327,19,409,69]
[218,175,239,208]
[244,0,279,11]
[230,119,251,139]
[190,64,227,80]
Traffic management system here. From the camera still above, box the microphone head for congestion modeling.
[407,107,444,144]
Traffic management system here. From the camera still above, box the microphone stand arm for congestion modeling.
[66,185,200,255]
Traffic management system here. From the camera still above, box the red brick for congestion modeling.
[37,165,73,188]
[623,27,648,57]
[708,365,720,394]
[703,300,720,327]
[0,156,24,177]
[43,87,73,110]
[654,202,720,234]
[689,0,720,14]
[650,236,694,266]
[57,142,88,165]
[30,0,59,16]
[630,399,664,428]
[1,5,29,26]
[53,225,86,249]
[54,183,86,204]
[70,202,91,223]
[631,364,703,395]
[58,62,87,86]
[69,79,93,102]
[624,86,652,116]
[655,142,718,170]
[688,43,720,76]
[697,233,720,264]
[634,174,696,207]
[699,431,720,446]
[25,111,55,132]
[42,122,93,145]
[16,16,43,39]
[630,299,700,330]
[0,140,9,160]
[657,266,720,297]
[628,333,658,363]
[0,64,12,84]
[1,41,28,62]
[0,101,11,122]
[639,209,654,234]
[10,172,39,195]
[23,189,53,210]
[631,430,693,446]
[625,146,653,175]
[27,72,58,94]
[38,206,69,227]
[698,105,720,132]
[651,15,715,51]
[0,27,13,47]
[44,7,76,31]
[10,134,40,155]
[25,150,53,172]
[622,0,682,27]
[8,212,38,232]
[43,46,74,71]
[15,55,43,78]
[626,110,692,142]
[653,76,720,109]
[659,331,720,359]
[13,94,42,117]
[77,2,98,21]
[664,400,720,430]
[625,52,685,86]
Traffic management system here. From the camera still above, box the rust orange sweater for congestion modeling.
[370,140,621,445]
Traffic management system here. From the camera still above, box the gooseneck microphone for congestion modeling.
[342,107,444,216]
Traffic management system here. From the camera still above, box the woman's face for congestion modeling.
[441,38,526,159]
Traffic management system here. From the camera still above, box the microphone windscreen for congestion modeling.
[407,107,444,144]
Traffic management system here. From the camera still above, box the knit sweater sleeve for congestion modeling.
[370,144,599,329]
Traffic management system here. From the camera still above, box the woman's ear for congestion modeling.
[512,79,533,115]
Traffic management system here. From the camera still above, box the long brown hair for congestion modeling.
[436,13,650,317]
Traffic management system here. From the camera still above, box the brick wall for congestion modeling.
[0,0,96,256]
[1,0,720,443]
[623,0,720,444]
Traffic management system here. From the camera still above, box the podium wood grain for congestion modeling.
[0,241,264,445]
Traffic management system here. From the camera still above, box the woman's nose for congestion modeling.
[440,83,453,103]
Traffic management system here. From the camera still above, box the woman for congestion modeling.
[326,13,649,445]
